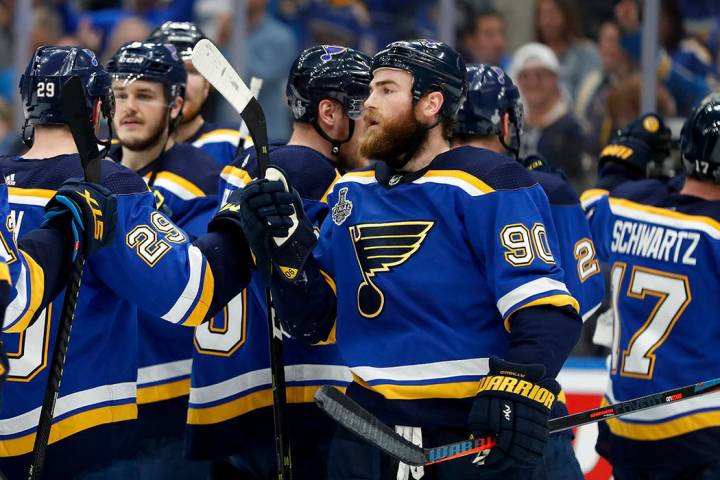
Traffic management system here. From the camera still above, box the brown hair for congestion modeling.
[606,74,676,132]
[534,0,583,45]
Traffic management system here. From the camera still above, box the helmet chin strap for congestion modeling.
[499,122,521,161]
[311,118,355,156]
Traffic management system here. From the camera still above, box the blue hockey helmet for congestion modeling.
[106,41,187,101]
[680,93,720,183]
[455,64,523,138]
[286,45,372,154]
[286,45,372,123]
[19,46,113,127]
[147,21,207,60]
[371,39,467,121]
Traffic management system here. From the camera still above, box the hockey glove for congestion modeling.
[599,113,671,178]
[468,356,559,473]
[237,167,317,282]
[43,179,117,261]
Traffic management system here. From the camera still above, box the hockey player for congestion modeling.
[237,40,583,479]
[186,45,371,479]
[105,40,222,475]
[451,64,605,478]
[0,46,253,478]
[149,21,241,166]
[582,101,720,479]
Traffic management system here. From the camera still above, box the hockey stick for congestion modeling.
[28,76,103,480]
[316,377,720,467]
[192,39,292,480]
[235,76,263,158]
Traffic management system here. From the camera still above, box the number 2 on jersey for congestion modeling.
[610,263,691,379]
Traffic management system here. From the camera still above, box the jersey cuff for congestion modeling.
[580,188,609,211]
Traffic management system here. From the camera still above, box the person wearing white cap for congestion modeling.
[510,42,591,191]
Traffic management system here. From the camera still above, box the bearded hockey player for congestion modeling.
[0,46,253,478]
[237,40,582,480]
[583,101,720,479]
[187,45,371,479]
[149,21,241,167]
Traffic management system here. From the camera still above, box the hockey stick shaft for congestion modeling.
[28,76,102,480]
[316,376,720,467]
[192,40,292,480]
[235,77,263,157]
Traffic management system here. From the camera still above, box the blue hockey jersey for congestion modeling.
[528,168,604,321]
[583,177,720,468]
[110,143,221,407]
[186,145,350,465]
[0,153,238,477]
[309,146,578,427]
[187,120,241,167]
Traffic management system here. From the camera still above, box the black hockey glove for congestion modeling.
[521,153,568,180]
[236,167,317,283]
[468,356,559,473]
[42,179,117,261]
[599,113,671,178]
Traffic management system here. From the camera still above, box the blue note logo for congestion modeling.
[349,221,433,318]
[321,45,347,62]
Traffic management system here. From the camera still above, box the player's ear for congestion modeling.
[419,91,444,122]
[90,99,102,129]
[501,112,511,139]
[317,98,340,129]
[170,96,184,122]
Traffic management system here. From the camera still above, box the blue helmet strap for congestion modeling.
[311,114,355,156]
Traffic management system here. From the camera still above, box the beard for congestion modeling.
[359,106,428,170]
[116,118,168,152]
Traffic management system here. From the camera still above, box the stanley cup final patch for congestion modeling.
[332,187,353,225]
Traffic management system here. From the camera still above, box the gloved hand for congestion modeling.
[599,113,672,178]
[42,179,117,261]
[468,356,559,473]
[216,167,317,282]
[521,153,568,180]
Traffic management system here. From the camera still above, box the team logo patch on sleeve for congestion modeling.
[331,187,353,225]
[349,221,433,318]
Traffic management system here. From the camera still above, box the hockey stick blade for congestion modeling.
[316,377,720,467]
[28,76,101,480]
[191,39,269,176]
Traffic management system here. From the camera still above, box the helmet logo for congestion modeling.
[320,46,347,62]
[492,66,505,84]
[643,116,660,133]
[165,44,180,61]
[292,99,306,119]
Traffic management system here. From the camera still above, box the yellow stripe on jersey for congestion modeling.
[221,165,253,187]
[353,374,482,400]
[137,378,191,405]
[580,188,609,204]
[0,403,137,457]
[5,250,45,334]
[319,269,336,294]
[504,294,580,333]
[0,261,9,284]
[321,171,342,203]
[344,171,375,178]
[422,170,495,194]
[187,385,347,425]
[145,171,206,198]
[609,197,720,233]
[196,129,241,142]
[602,398,720,440]
[7,187,55,198]
[182,261,215,327]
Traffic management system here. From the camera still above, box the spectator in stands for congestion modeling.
[245,0,297,141]
[615,0,711,115]
[605,73,676,137]
[534,0,601,101]
[102,16,151,61]
[460,6,509,70]
[575,20,637,154]
[511,42,591,191]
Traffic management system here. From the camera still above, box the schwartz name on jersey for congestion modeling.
[187,144,349,476]
[583,177,720,469]
[307,145,579,428]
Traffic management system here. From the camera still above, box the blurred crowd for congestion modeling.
[1,0,720,192]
